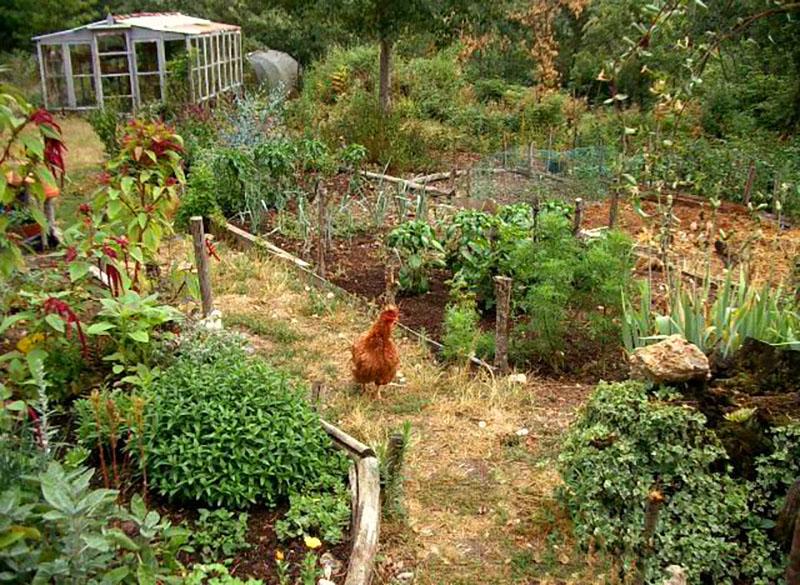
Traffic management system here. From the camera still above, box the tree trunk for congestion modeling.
[379,37,393,114]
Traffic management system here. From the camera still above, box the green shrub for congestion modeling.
[184,564,264,585]
[191,508,250,563]
[558,381,784,584]
[175,158,225,229]
[441,297,481,364]
[87,104,121,157]
[386,220,446,294]
[0,462,189,583]
[274,486,350,544]
[143,340,348,508]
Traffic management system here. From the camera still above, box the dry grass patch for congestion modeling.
[200,241,602,584]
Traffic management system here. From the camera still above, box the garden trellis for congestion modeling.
[32,12,243,111]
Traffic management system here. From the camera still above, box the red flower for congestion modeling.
[43,297,88,356]
[112,236,129,249]
[97,171,112,185]
[102,244,118,259]
[64,246,77,263]
[79,203,92,215]
[44,137,66,178]
[29,108,61,133]
[165,177,177,187]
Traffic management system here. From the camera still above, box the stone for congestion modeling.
[662,565,687,585]
[630,334,709,383]
[507,373,527,384]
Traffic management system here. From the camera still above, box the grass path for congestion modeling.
[198,240,599,584]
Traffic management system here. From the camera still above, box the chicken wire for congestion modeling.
[467,144,613,205]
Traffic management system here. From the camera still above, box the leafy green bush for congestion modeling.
[143,340,348,508]
[558,381,787,584]
[191,508,250,563]
[175,158,226,229]
[274,486,350,544]
[87,104,121,157]
[441,297,482,364]
[386,220,446,294]
[0,462,189,583]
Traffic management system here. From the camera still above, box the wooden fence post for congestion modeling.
[494,276,512,374]
[743,160,756,206]
[383,430,407,518]
[190,216,213,317]
[527,142,535,174]
[311,380,323,411]
[573,197,584,236]
[316,182,327,278]
[634,490,665,585]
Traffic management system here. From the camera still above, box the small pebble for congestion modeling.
[478,420,487,429]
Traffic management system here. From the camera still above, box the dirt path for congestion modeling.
[193,240,599,584]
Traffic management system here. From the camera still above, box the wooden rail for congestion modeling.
[320,419,380,585]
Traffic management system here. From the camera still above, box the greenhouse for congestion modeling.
[32,12,243,111]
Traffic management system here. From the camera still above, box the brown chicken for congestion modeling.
[351,305,400,399]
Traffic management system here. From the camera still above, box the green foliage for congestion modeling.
[441,296,481,364]
[74,388,133,450]
[558,381,788,584]
[143,338,349,508]
[93,118,186,266]
[0,462,189,583]
[386,220,445,294]
[0,92,65,277]
[87,291,182,372]
[191,508,250,563]
[184,564,264,585]
[622,271,800,357]
[87,105,121,157]
[274,486,350,544]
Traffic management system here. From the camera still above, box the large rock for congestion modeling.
[630,335,709,383]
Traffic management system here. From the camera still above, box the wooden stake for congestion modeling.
[609,186,620,229]
[384,430,406,517]
[527,142,535,174]
[316,182,327,278]
[494,276,512,374]
[190,216,213,317]
[311,380,323,411]
[384,259,399,306]
[743,160,756,206]
[573,197,584,236]
[634,490,665,585]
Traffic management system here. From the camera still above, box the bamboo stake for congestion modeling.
[190,216,213,317]
[493,276,512,374]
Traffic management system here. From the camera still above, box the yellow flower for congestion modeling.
[17,333,45,354]
[303,535,322,549]
[275,549,284,561]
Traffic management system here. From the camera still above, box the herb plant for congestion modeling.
[275,486,350,544]
[386,220,445,294]
[143,339,349,508]
[191,508,251,563]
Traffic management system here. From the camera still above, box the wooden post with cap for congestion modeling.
[190,216,214,317]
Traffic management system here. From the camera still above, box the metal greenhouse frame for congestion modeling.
[32,12,243,111]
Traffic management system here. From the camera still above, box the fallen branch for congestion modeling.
[360,170,455,197]
[412,169,467,184]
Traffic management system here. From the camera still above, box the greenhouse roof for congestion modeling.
[32,12,239,41]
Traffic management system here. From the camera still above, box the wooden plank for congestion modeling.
[223,222,312,268]
[62,44,76,108]
[90,34,104,108]
[320,419,375,458]
[157,39,167,102]
[36,42,49,110]
[125,31,138,110]
[345,456,380,585]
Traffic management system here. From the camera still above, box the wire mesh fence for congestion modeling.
[468,144,613,205]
